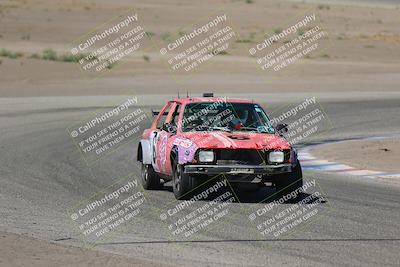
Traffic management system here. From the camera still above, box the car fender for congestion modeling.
[172,137,198,164]
[139,139,152,165]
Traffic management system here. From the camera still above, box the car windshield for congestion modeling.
[181,102,275,133]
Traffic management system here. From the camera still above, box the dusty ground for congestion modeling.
[0,0,399,96]
[312,138,400,173]
[0,231,167,267]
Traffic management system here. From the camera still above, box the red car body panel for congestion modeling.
[142,97,293,177]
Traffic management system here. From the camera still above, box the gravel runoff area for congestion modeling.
[311,138,400,173]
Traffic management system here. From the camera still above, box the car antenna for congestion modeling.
[186,91,189,98]
[178,92,180,98]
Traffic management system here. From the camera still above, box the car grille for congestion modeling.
[215,149,291,165]
[215,149,265,165]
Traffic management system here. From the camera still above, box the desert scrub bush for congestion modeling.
[60,53,88,62]
[143,55,150,62]
[216,50,229,55]
[0,48,23,59]
[30,50,94,63]
[42,49,57,61]
[161,33,171,42]
[21,34,30,40]
[29,53,41,59]
[145,31,155,37]
[106,60,116,69]
[318,4,330,10]
[236,39,253,43]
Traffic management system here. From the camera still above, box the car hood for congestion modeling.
[179,131,291,150]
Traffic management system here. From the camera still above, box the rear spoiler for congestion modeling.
[151,109,169,117]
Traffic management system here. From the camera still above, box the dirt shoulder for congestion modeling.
[311,138,400,173]
[0,231,165,267]
[1,0,400,97]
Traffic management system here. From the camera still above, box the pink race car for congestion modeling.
[137,94,303,200]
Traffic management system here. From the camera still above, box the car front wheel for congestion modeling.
[275,160,303,198]
[172,163,199,200]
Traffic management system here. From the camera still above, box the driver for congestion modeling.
[236,109,249,126]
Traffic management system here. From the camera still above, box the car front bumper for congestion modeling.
[184,163,292,175]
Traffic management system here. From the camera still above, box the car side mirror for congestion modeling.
[276,123,288,133]
[162,123,176,134]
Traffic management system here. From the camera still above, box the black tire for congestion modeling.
[172,162,200,200]
[141,163,160,190]
[276,160,303,197]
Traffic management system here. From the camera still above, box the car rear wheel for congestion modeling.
[141,163,160,190]
[275,160,303,198]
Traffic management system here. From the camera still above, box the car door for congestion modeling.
[152,102,182,175]
[163,102,181,175]
[151,102,173,173]
[154,102,181,175]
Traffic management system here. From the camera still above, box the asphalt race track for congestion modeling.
[0,93,399,266]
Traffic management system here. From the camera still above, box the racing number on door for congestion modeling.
[156,131,168,172]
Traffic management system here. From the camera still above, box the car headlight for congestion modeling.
[198,150,214,162]
[269,151,284,163]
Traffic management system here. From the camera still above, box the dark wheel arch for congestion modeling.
[137,143,143,162]
[170,145,178,169]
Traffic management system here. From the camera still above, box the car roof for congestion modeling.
[172,97,254,104]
